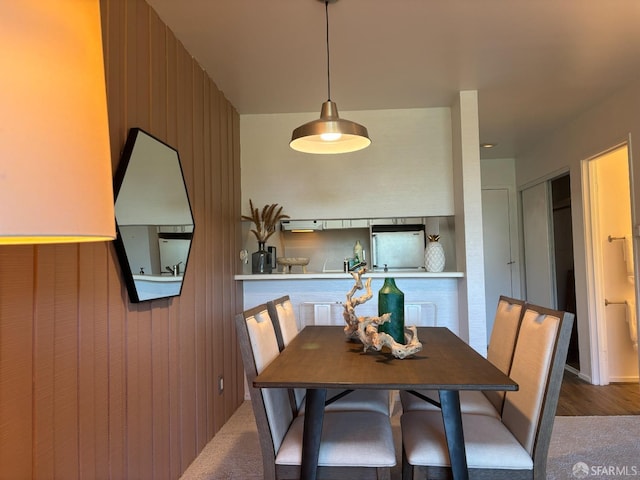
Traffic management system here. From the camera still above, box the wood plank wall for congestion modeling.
[0,1,244,478]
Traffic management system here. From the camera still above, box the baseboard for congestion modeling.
[564,364,579,375]
[608,375,639,383]
[577,371,592,383]
[564,364,593,384]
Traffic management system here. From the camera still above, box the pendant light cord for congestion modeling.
[325,0,331,101]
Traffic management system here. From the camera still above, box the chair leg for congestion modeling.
[376,466,391,480]
[402,446,414,480]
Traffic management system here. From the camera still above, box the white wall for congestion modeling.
[515,80,640,381]
[481,157,516,186]
[240,108,454,219]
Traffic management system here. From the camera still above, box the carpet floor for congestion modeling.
[180,400,640,480]
[546,415,640,479]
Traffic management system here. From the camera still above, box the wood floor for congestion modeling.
[556,369,640,416]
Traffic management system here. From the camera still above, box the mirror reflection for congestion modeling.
[113,128,194,302]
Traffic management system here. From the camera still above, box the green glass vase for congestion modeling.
[378,277,405,344]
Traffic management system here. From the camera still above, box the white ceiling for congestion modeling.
[146,0,640,159]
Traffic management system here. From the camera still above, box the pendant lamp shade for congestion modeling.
[0,0,116,244]
[290,101,371,154]
[290,0,371,154]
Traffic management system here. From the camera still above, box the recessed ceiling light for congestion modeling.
[480,143,497,148]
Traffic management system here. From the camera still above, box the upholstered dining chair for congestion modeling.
[400,295,526,417]
[400,303,574,480]
[266,295,391,416]
[236,304,396,480]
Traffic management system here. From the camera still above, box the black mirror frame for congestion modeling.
[112,128,195,303]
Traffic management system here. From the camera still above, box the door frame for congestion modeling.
[581,140,637,385]
[582,152,608,385]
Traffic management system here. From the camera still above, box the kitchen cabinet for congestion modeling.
[321,219,347,229]
[345,219,369,228]
[236,273,464,336]
[303,300,438,327]
[370,217,425,226]
[320,219,370,229]
[282,216,449,231]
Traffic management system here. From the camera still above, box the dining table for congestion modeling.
[253,325,518,480]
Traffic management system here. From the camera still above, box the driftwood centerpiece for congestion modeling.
[343,267,422,359]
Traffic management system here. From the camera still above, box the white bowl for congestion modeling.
[276,257,310,273]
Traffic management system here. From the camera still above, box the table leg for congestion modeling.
[439,390,468,480]
[300,388,327,480]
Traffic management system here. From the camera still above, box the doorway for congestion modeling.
[583,144,639,385]
[482,187,517,342]
[551,174,579,370]
[521,173,579,370]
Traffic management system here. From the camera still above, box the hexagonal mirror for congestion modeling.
[113,128,194,303]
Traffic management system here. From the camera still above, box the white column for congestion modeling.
[452,90,487,353]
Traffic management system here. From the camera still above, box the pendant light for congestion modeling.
[290,0,371,154]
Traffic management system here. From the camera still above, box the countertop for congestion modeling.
[234,270,464,281]
[133,274,184,282]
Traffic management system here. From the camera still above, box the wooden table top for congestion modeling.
[254,326,518,391]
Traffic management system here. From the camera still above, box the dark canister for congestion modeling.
[251,241,272,274]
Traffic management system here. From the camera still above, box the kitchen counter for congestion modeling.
[237,271,464,333]
[133,274,184,282]
[234,270,464,281]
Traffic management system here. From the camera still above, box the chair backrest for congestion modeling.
[484,295,526,412]
[267,295,306,413]
[235,304,295,477]
[501,303,574,472]
[267,295,299,351]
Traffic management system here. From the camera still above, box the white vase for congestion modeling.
[424,237,445,272]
